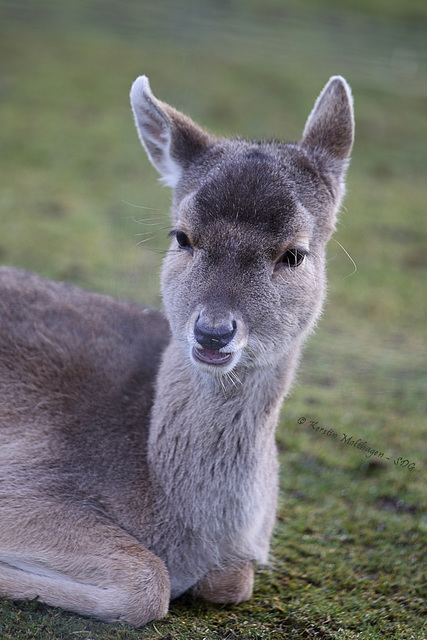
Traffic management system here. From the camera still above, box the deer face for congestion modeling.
[130,75,354,375]
[160,143,331,374]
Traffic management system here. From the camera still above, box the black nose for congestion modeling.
[194,315,237,351]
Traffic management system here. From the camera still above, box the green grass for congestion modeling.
[0,1,426,638]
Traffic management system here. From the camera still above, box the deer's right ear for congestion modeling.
[130,76,212,188]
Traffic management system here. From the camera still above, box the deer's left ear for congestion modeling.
[130,76,213,188]
[301,76,354,163]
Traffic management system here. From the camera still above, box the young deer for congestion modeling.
[0,75,354,626]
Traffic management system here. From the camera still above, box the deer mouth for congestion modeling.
[192,347,233,367]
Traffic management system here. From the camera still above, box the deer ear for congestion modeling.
[130,76,212,188]
[301,76,354,161]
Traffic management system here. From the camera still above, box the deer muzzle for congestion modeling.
[192,312,237,368]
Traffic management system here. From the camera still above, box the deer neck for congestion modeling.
[147,337,299,523]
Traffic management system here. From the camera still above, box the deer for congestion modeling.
[0,74,354,626]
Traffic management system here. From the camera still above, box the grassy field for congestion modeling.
[0,1,426,638]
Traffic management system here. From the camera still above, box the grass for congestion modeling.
[0,1,426,638]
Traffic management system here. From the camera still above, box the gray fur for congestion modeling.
[0,75,354,626]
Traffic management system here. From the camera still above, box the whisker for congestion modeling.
[218,375,227,398]
[121,200,163,212]
[133,221,165,227]
[331,238,358,278]
[227,368,242,388]
[125,214,166,227]
[223,372,235,389]
[133,236,158,247]
[134,226,171,237]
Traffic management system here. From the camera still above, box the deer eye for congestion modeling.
[274,249,306,271]
[175,231,193,253]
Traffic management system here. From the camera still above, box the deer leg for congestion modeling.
[192,561,254,604]
[0,502,170,626]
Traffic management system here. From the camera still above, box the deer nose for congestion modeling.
[194,313,237,351]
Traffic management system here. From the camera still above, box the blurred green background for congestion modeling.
[0,1,426,638]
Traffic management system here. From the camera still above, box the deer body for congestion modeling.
[0,75,354,626]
